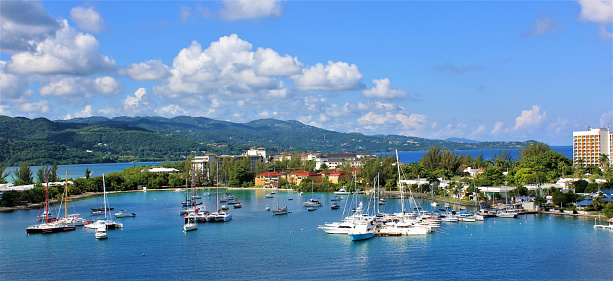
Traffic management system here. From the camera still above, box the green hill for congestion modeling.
[1,115,535,165]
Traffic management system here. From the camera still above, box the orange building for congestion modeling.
[288,170,323,185]
[255,172,283,187]
[319,169,349,184]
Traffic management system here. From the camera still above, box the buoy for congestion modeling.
[466,225,468,228]
[142,253,145,256]
[360,257,364,259]
[301,229,303,231]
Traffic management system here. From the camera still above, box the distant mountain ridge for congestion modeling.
[445,137,482,144]
[0,115,537,165]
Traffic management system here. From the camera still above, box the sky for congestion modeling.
[0,0,611,146]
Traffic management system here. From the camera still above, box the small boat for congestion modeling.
[184,217,198,232]
[265,193,274,198]
[431,202,438,207]
[233,202,242,208]
[272,206,288,216]
[288,198,293,201]
[265,205,270,211]
[307,207,317,211]
[95,226,108,239]
[348,223,376,241]
[378,198,388,205]
[91,210,104,216]
[303,199,323,207]
[91,207,114,211]
[114,210,136,218]
[334,187,350,195]
[331,203,340,209]
[331,196,342,201]
[221,205,229,210]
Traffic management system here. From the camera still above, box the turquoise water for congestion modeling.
[1,189,611,280]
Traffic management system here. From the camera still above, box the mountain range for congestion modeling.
[0,115,535,165]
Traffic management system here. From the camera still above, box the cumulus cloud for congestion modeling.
[254,48,302,76]
[123,88,153,115]
[0,61,28,101]
[362,78,407,99]
[156,104,188,117]
[0,0,61,53]
[577,0,613,39]
[118,60,171,81]
[70,6,105,33]
[578,0,613,24]
[220,0,283,21]
[293,61,363,92]
[523,17,563,36]
[17,99,50,113]
[6,19,116,75]
[358,112,426,130]
[491,122,505,135]
[472,125,486,136]
[601,111,613,127]
[74,105,94,118]
[39,76,122,97]
[514,105,546,130]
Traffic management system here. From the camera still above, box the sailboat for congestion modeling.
[184,217,198,232]
[303,181,322,207]
[272,196,288,216]
[207,163,232,222]
[95,225,108,239]
[26,173,76,234]
[85,174,123,230]
[57,171,87,226]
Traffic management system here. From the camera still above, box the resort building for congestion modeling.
[255,171,283,187]
[192,147,268,178]
[573,127,612,167]
[319,169,349,184]
[288,170,323,186]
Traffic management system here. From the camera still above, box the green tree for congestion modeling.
[85,168,91,179]
[13,163,33,185]
[0,162,9,184]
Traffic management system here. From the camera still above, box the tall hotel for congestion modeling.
[572,127,612,167]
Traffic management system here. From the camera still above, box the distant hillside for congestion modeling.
[445,137,482,144]
[0,115,536,165]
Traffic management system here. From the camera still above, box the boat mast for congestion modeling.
[64,171,68,219]
[216,162,219,211]
[395,150,404,214]
[102,174,107,220]
[45,172,49,223]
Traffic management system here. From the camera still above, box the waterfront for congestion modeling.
[1,189,611,280]
[3,146,573,184]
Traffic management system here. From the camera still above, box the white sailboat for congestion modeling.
[85,174,123,230]
[184,217,198,232]
[303,181,322,207]
[207,163,232,222]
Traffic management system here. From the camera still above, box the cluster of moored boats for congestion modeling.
[26,174,136,240]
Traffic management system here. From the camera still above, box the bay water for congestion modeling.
[1,188,611,280]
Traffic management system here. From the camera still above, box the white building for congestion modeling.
[573,127,612,167]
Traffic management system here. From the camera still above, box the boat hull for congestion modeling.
[26,225,76,234]
[349,232,375,241]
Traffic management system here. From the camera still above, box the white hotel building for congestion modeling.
[572,127,612,167]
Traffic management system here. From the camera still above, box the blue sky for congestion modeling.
[1,0,611,146]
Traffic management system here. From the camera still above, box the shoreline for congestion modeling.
[1,187,607,219]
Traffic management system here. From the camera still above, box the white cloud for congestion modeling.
[435,62,478,73]
[601,111,613,127]
[523,17,563,36]
[362,78,407,99]
[156,104,188,116]
[70,6,105,33]
[491,122,505,135]
[6,19,116,75]
[179,5,192,24]
[123,88,153,115]
[39,76,122,97]
[578,0,613,24]
[599,26,613,39]
[472,125,486,136]
[254,48,302,76]
[0,0,61,53]
[0,61,28,101]
[220,0,283,21]
[154,35,289,99]
[548,117,569,134]
[357,112,426,130]
[74,105,94,118]
[93,76,122,95]
[514,105,546,130]
[118,60,171,81]
[0,105,10,115]
[293,61,363,92]
[17,99,50,113]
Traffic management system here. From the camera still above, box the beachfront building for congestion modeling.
[255,172,283,187]
[192,147,268,178]
[319,170,349,184]
[287,170,323,186]
[573,127,612,168]
[312,152,376,170]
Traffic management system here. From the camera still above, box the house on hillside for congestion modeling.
[255,171,283,187]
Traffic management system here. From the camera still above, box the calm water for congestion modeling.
[1,189,611,280]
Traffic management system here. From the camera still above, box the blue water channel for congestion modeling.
[1,188,610,280]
